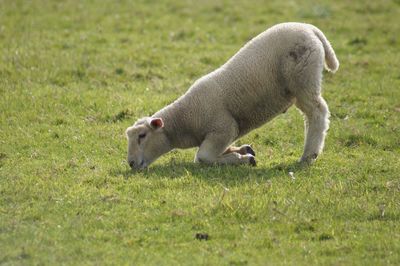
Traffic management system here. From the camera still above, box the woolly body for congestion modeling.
[126,22,339,168]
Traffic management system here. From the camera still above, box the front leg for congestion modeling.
[195,134,256,166]
[223,144,256,156]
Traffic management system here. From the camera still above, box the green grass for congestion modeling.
[1,0,400,265]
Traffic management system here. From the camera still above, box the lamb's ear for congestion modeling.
[149,118,164,130]
[125,126,134,138]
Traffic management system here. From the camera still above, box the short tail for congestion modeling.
[312,27,339,73]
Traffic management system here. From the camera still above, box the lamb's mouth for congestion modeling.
[138,160,148,169]
[128,159,147,170]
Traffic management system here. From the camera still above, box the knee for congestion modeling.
[319,102,329,117]
[309,99,330,121]
[316,97,330,116]
[195,150,216,164]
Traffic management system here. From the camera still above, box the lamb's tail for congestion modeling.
[312,27,339,73]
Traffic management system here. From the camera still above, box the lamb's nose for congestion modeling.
[129,160,135,168]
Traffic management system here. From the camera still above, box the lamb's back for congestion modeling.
[212,23,317,135]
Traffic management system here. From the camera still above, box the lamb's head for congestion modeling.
[125,117,170,170]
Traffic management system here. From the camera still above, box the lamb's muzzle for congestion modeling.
[126,22,339,168]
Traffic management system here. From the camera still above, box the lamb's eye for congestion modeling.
[138,133,146,139]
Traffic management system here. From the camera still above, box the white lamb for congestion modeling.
[126,22,339,169]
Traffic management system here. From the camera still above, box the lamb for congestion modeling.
[125,22,339,170]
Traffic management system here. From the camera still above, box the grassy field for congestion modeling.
[1,0,399,265]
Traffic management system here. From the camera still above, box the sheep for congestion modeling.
[125,22,339,170]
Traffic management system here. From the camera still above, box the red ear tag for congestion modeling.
[150,118,164,129]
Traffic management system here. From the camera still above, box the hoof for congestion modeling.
[249,155,257,167]
[299,153,318,165]
[242,145,256,156]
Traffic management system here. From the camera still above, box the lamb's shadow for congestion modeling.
[110,160,308,184]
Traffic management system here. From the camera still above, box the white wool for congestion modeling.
[126,23,339,168]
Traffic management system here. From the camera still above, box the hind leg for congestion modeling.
[296,94,330,163]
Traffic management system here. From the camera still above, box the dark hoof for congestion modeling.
[249,156,257,167]
[243,145,256,156]
[299,153,318,165]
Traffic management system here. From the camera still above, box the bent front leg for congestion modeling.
[223,144,256,156]
[195,134,256,166]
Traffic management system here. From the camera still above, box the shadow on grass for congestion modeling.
[109,160,309,184]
